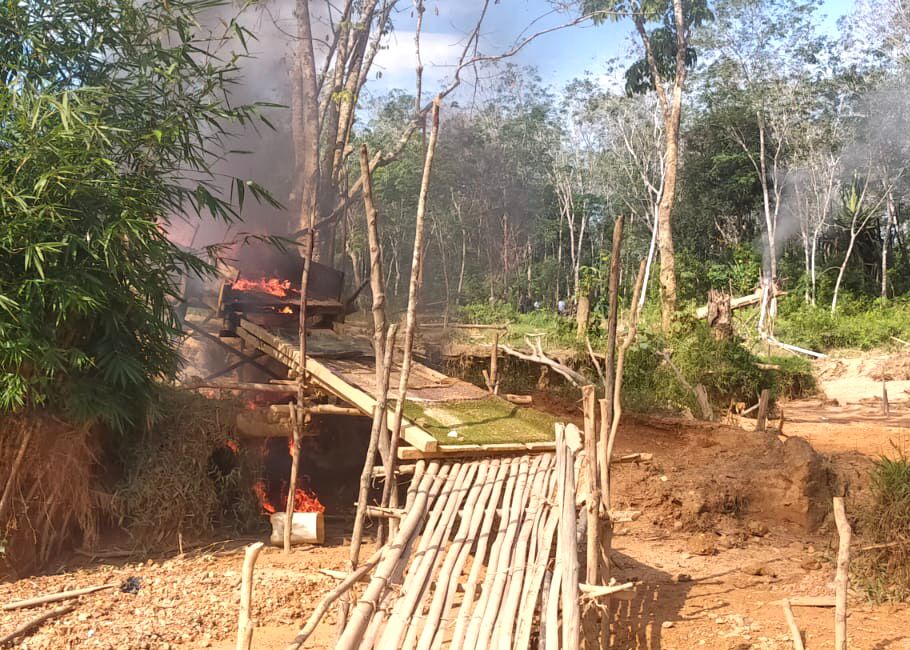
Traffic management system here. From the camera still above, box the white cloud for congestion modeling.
[372,29,467,92]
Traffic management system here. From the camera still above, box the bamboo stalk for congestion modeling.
[447,459,512,650]
[336,461,442,650]
[493,454,553,648]
[450,458,521,650]
[0,603,75,646]
[415,461,492,650]
[236,542,265,650]
[3,584,116,611]
[514,457,560,649]
[833,497,851,650]
[560,425,582,650]
[385,463,475,650]
[465,457,531,650]
[781,598,805,650]
[285,550,382,650]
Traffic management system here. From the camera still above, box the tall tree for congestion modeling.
[583,0,712,330]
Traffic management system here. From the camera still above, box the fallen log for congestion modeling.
[0,604,76,645]
[578,582,635,598]
[695,290,788,319]
[3,584,116,611]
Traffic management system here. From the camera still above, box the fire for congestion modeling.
[226,440,239,453]
[278,305,294,314]
[252,480,324,515]
[232,277,295,297]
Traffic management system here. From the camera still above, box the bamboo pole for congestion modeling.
[487,332,500,394]
[284,401,300,554]
[284,550,382,650]
[383,463,474,649]
[236,542,265,650]
[450,459,518,650]
[514,458,560,649]
[384,98,443,519]
[833,496,852,650]
[415,461,493,650]
[461,457,529,650]
[3,584,116,611]
[581,384,602,649]
[0,603,76,646]
[449,459,517,650]
[781,598,805,650]
[493,455,553,649]
[335,462,441,650]
[560,425,582,650]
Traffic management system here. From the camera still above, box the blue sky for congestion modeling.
[370,0,855,97]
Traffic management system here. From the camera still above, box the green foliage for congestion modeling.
[856,450,910,602]
[0,0,275,429]
[622,320,813,412]
[776,297,910,350]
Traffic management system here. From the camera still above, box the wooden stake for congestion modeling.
[384,98,443,522]
[236,542,265,650]
[781,598,805,650]
[833,496,852,650]
[0,603,76,646]
[755,388,771,432]
[488,332,500,394]
[581,385,602,649]
[284,401,300,554]
[882,372,890,416]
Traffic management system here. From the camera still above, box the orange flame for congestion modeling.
[232,277,295,297]
[226,440,239,453]
[278,305,294,314]
[252,480,276,514]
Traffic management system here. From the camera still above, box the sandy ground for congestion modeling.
[4,351,910,649]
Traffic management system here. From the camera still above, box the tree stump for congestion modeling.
[706,289,733,340]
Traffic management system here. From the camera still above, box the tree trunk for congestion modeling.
[657,90,681,331]
[883,189,895,301]
[706,289,733,341]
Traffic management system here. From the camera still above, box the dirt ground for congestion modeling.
[3,351,910,649]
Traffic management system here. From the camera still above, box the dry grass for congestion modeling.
[1,415,100,578]
[856,447,910,602]
[114,387,261,550]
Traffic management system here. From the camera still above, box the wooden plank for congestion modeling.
[239,321,438,453]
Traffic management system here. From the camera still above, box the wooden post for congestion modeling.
[236,541,264,650]
[284,401,300,554]
[488,332,500,395]
[349,325,399,569]
[755,389,771,432]
[599,215,624,506]
[359,143,390,462]
[384,98,443,516]
[833,497,852,650]
[882,372,890,416]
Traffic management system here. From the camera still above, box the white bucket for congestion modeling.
[269,511,325,545]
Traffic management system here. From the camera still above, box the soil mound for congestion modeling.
[615,417,832,534]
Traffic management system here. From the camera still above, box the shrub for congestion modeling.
[776,297,910,351]
[856,451,910,602]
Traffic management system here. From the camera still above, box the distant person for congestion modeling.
[533,300,541,310]
[557,298,566,316]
